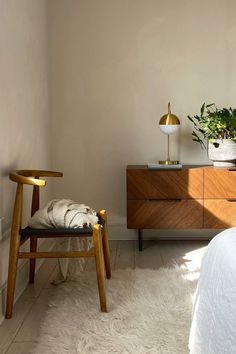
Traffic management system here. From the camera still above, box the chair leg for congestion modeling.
[93,224,107,312]
[6,183,23,319]
[99,210,111,279]
[5,233,20,319]
[29,237,37,283]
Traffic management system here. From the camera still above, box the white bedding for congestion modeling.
[189,227,236,354]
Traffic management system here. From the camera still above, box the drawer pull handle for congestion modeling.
[227,199,236,202]
[148,199,182,202]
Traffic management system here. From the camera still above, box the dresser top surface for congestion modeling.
[127,165,236,171]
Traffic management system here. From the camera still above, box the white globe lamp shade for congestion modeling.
[159,124,180,135]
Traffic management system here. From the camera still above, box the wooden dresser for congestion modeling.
[127,165,236,251]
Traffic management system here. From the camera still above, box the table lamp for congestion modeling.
[159,102,180,165]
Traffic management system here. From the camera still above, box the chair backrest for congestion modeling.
[9,170,63,232]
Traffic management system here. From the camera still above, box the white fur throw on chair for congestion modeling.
[29,199,98,229]
[28,199,99,282]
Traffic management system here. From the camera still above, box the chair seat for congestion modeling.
[19,218,105,238]
[20,226,93,236]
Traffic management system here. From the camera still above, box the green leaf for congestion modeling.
[187,115,195,124]
[200,103,205,117]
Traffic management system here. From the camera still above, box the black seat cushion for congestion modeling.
[19,217,105,238]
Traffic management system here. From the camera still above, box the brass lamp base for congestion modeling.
[159,160,179,165]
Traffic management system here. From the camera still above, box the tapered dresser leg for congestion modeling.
[138,229,143,252]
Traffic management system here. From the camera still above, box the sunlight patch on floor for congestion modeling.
[183,246,207,272]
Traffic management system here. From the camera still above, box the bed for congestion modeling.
[189,227,236,354]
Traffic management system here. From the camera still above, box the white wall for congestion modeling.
[0,0,52,320]
[49,0,236,237]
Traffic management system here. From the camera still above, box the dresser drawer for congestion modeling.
[127,199,203,229]
[204,199,236,228]
[204,168,236,198]
[127,168,203,199]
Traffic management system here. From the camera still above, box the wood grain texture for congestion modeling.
[204,168,236,198]
[18,250,95,258]
[127,168,203,199]
[204,199,236,228]
[7,169,111,317]
[29,180,40,284]
[127,166,236,234]
[98,210,112,279]
[5,184,23,319]
[9,170,63,187]
[93,224,107,312]
[127,200,203,229]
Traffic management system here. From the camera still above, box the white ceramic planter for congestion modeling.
[208,139,236,166]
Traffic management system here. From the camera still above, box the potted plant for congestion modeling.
[188,103,236,166]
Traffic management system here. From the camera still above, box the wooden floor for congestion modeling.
[0,240,208,354]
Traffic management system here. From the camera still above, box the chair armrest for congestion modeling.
[9,170,63,186]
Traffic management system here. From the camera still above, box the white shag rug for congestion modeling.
[30,267,198,354]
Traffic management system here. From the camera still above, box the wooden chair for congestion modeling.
[5,170,111,319]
